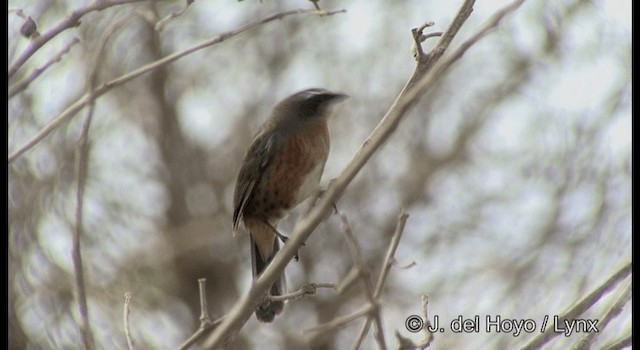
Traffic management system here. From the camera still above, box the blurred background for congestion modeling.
[8,0,631,349]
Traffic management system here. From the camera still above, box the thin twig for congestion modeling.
[418,295,434,348]
[155,0,195,32]
[600,334,632,350]
[72,14,137,350]
[203,0,526,347]
[352,211,409,350]
[373,212,409,298]
[8,8,345,163]
[396,295,434,350]
[334,266,360,295]
[411,22,436,59]
[9,37,80,98]
[177,278,225,350]
[72,76,96,350]
[8,0,147,78]
[198,279,211,324]
[339,214,387,350]
[269,283,335,302]
[124,292,134,350]
[570,280,631,350]
[303,305,374,335]
[520,261,632,350]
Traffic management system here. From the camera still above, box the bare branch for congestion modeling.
[8,7,346,163]
[269,283,335,302]
[303,305,374,335]
[8,0,147,78]
[334,266,360,295]
[71,74,96,350]
[340,214,387,350]
[393,260,417,270]
[71,14,137,350]
[177,279,225,350]
[155,0,195,32]
[372,212,409,298]
[600,334,632,350]
[570,280,631,350]
[8,37,80,98]
[396,295,434,350]
[520,260,632,350]
[123,293,134,350]
[409,0,475,81]
[198,279,211,324]
[410,22,438,60]
[352,211,409,350]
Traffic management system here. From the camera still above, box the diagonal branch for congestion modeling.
[339,214,387,350]
[8,37,80,98]
[123,293,134,350]
[351,211,409,350]
[9,0,148,78]
[8,8,345,163]
[570,280,632,350]
[71,13,137,350]
[520,260,632,350]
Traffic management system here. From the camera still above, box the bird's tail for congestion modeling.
[251,236,285,322]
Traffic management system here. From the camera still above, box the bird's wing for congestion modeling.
[232,130,281,233]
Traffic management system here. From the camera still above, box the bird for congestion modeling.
[232,88,348,322]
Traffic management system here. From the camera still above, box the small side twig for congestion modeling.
[9,37,80,98]
[569,280,632,350]
[334,266,360,295]
[8,0,146,78]
[303,304,374,335]
[123,292,134,350]
[155,0,195,31]
[372,211,410,298]
[339,214,387,350]
[72,14,136,350]
[269,283,335,302]
[396,295,434,350]
[198,278,211,324]
[177,278,225,350]
[411,22,441,60]
[521,261,631,350]
[352,211,410,350]
[600,334,632,350]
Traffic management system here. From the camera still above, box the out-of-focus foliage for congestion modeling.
[8,0,630,349]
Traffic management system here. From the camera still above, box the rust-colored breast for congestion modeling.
[247,122,329,222]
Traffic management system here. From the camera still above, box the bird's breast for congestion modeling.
[262,122,330,217]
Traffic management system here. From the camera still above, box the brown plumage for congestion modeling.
[232,88,348,322]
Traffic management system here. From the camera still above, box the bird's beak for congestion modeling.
[330,92,349,102]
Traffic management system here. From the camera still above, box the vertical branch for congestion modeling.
[198,278,212,324]
[351,211,409,350]
[340,214,387,350]
[72,76,97,350]
[71,14,136,349]
[177,279,226,350]
[123,293,135,350]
